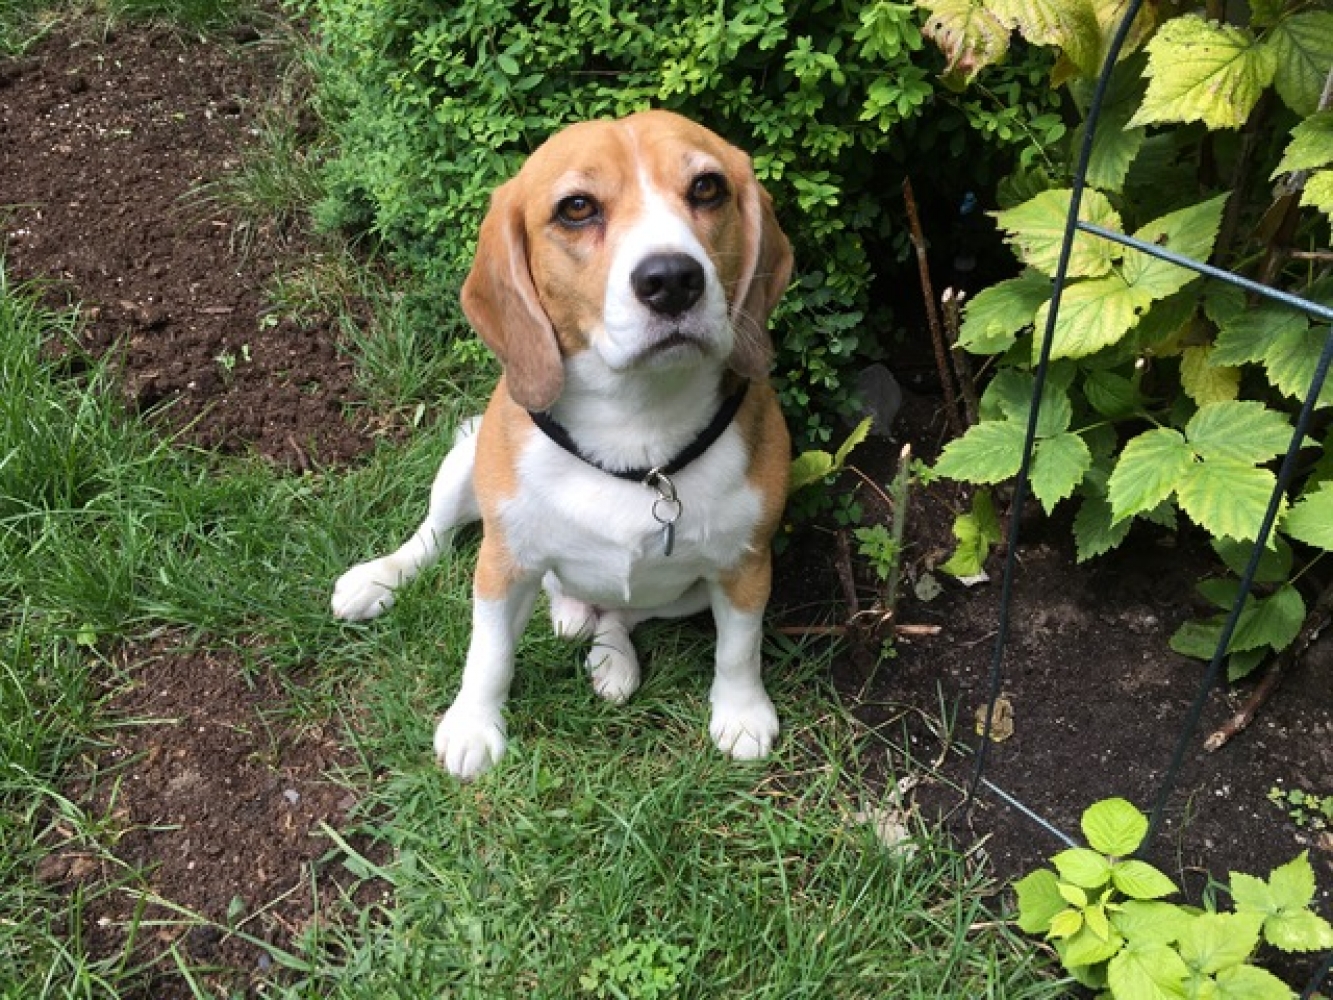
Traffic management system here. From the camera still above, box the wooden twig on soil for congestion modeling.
[942,288,979,426]
[902,177,964,437]
[774,622,941,639]
[835,530,878,679]
[1205,577,1333,752]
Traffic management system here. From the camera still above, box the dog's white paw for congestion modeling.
[709,687,779,760]
[587,642,641,705]
[550,592,599,641]
[433,704,507,780]
[331,558,401,621]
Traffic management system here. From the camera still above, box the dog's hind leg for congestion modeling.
[332,418,482,621]
[586,584,712,705]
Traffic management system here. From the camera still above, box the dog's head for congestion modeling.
[461,110,794,412]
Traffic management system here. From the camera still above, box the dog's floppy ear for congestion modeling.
[461,178,564,412]
[727,165,794,381]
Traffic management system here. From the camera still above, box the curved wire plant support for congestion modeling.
[960,1,1333,995]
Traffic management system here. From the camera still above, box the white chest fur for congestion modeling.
[499,427,762,609]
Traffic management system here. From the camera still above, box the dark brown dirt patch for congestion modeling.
[38,637,386,999]
[0,22,372,468]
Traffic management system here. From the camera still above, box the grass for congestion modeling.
[0,13,1067,999]
[1,0,258,55]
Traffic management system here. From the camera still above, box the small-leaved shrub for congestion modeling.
[300,0,1065,446]
[1015,798,1333,999]
[919,0,1333,680]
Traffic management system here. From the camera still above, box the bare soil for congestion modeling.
[3,17,1330,997]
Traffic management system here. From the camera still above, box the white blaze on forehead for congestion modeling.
[596,163,731,370]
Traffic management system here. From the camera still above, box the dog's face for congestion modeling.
[461,111,793,411]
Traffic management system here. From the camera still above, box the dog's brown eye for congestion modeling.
[688,173,728,207]
[556,194,600,226]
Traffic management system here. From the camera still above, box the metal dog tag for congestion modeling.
[644,469,683,557]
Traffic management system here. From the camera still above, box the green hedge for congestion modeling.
[305,0,1061,444]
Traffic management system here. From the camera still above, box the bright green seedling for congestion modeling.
[789,416,873,494]
[1268,786,1333,832]
[1014,798,1333,999]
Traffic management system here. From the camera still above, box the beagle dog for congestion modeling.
[332,110,794,779]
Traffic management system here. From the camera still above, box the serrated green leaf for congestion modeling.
[1130,16,1276,130]
[1264,909,1333,953]
[1054,847,1114,889]
[1230,870,1275,914]
[1181,347,1240,406]
[1230,585,1304,654]
[1037,271,1153,360]
[1122,195,1229,302]
[1107,940,1191,999]
[1264,10,1333,117]
[1049,907,1086,940]
[1272,111,1333,177]
[1213,963,1296,1000]
[1113,900,1194,946]
[1074,492,1134,562]
[1015,868,1068,934]
[1237,856,1333,953]
[991,0,1102,76]
[1171,617,1225,660]
[1082,797,1149,856]
[1081,88,1147,193]
[1303,169,1333,219]
[1031,432,1093,514]
[957,271,1050,354]
[1089,0,1157,65]
[981,368,1073,437]
[1205,570,1242,610]
[934,420,1028,484]
[1059,881,1091,907]
[1083,369,1144,419]
[993,188,1122,279]
[1267,852,1318,911]
[1262,319,1333,408]
[919,0,1012,86]
[940,489,1002,577]
[1113,859,1180,900]
[1134,288,1201,351]
[1062,923,1124,967]
[1185,401,1292,465]
[1211,536,1292,584]
[1284,481,1333,550]
[789,450,835,493]
[1197,577,1242,610]
[1084,903,1113,942]
[1204,281,1248,328]
[1177,460,1278,542]
[1108,428,1193,522]
[1177,912,1264,975]
[1227,647,1268,682]
[1212,303,1310,367]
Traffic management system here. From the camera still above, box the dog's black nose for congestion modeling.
[631,253,706,317]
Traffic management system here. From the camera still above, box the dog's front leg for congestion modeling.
[707,560,779,760]
[333,418,481,622]
[434,537,540,779]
